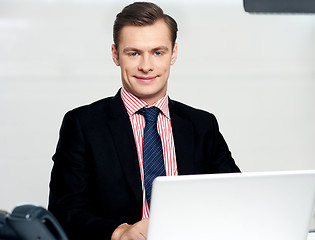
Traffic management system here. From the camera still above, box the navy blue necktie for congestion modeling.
[138,107,165,206]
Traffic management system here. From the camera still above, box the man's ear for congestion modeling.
[170,43,178,65]
[112,44,120,66]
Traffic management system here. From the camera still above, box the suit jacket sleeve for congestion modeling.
[207,114,240,173]
[49,110,122,240]
[48,94,143,240]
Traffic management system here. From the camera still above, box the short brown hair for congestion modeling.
[113,2,178,50]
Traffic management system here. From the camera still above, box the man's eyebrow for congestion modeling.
[123,47,142,53]
[122,46,170,53]
[153,46,169,51]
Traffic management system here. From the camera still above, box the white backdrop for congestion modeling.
[1,0,315,227]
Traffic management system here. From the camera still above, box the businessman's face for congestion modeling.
[112,19,177,104]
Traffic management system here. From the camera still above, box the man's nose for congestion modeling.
[138,54,153,73]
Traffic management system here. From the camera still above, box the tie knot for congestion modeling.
[138,107,160,123]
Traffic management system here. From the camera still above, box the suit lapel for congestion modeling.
[169,99,195,175]
[108,90,142,206]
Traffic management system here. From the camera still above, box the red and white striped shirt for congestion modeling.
[121,88,178,218]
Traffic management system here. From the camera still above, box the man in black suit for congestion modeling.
[48,2,240,240]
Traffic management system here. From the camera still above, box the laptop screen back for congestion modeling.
[148,171,315,240]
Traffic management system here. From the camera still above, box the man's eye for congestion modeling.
[129,52,139,56]
[154,51,162,56]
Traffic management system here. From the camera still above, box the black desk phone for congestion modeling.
[0,204,68,240]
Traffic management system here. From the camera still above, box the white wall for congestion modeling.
[1,0,315,227]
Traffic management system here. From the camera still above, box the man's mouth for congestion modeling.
[134,76,158,81]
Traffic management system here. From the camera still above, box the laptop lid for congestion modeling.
[148,170,315,240]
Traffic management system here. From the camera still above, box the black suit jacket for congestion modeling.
[48,90,240,240]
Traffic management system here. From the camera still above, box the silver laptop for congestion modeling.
[148,170,315,240]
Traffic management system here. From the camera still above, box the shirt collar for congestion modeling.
[121,87,170,119]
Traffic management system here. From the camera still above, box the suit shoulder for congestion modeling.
[72,97,113,113]
[170,99,215,120]
[169,99,221,133]
[63,96,115,123]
